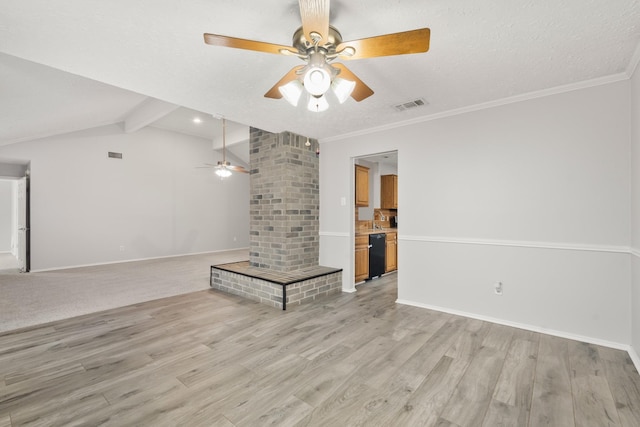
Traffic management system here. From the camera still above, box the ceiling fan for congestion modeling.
[200,118,249,178]
[203,0,430,112]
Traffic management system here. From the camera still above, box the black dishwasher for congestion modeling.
[368,233,386,280]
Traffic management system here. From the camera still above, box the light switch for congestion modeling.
[340,196,346,206]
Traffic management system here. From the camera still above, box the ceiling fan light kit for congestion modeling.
[199,117,249,179]
[278,80,304,106]
[303,63,332,96]
[278,80,304,107]
[204,0,430,112]
[215,165,232,178]
[308,94,329,112]
[332,77,356,104]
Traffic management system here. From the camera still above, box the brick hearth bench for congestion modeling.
[210,261,343,310]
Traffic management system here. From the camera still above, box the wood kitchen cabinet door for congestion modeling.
[381,174,397,209]
[355,165,370,207]
[355,234,369,282]
[385,232,397,272]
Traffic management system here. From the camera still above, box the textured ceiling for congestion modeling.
[0,52,147,145]
[1,0,639,144]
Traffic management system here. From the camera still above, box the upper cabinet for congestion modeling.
[355,164,370,207]
[381,174,398,209]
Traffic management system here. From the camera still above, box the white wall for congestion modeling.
[631,64,640,358]
[0,124,250,270]
[0,180,13,252]
[320,80,632,345]
[379,162,398,176]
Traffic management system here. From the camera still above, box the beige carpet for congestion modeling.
[0,249,248,333]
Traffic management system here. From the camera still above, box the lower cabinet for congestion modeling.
[385,232,397,273]
[355,235,369,282]
[356,232,397,283]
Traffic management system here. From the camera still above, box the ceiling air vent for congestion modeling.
[393,98,428,112]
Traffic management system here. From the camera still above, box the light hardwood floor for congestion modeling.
[1,272,639,426]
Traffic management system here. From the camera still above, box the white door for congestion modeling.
[16,176,28,272]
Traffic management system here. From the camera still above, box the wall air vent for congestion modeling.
[108,152,123,159]
[393,98,428,112]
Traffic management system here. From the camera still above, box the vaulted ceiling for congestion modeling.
[1,0,639,146]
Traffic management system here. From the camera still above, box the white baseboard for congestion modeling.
[629,346,640,374]
[29,247,250,273]
[396,298,631,353]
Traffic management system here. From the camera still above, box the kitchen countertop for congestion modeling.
[356,228,398,236]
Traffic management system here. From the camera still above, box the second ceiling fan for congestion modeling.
[200,118,249,178]
[203,0,430,112]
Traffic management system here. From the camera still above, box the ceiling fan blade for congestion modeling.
[298,0,330,44]
[337,28,430,60]
[204,33,297,55]
[332,63,374,102]
[227,165,250,173]
[264,65,305,99]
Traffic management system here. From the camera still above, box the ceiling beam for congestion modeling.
[123,97,179,133]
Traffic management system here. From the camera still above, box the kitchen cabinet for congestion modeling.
[381,174,398,209]
[355,234,369,282]
[385,232,397,273]
[355,164,370,207]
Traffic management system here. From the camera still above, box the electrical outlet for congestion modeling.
[119,245,125,252]
[233,236,237,242]
[494,282,503,295]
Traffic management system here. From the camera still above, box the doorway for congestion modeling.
[353,150,398,288]
[0,162,30,272]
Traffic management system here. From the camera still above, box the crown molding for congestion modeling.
[322,73,629,144]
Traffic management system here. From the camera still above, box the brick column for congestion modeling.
[249,128,319,272]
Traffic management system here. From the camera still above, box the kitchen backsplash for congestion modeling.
[356,208,397,230]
